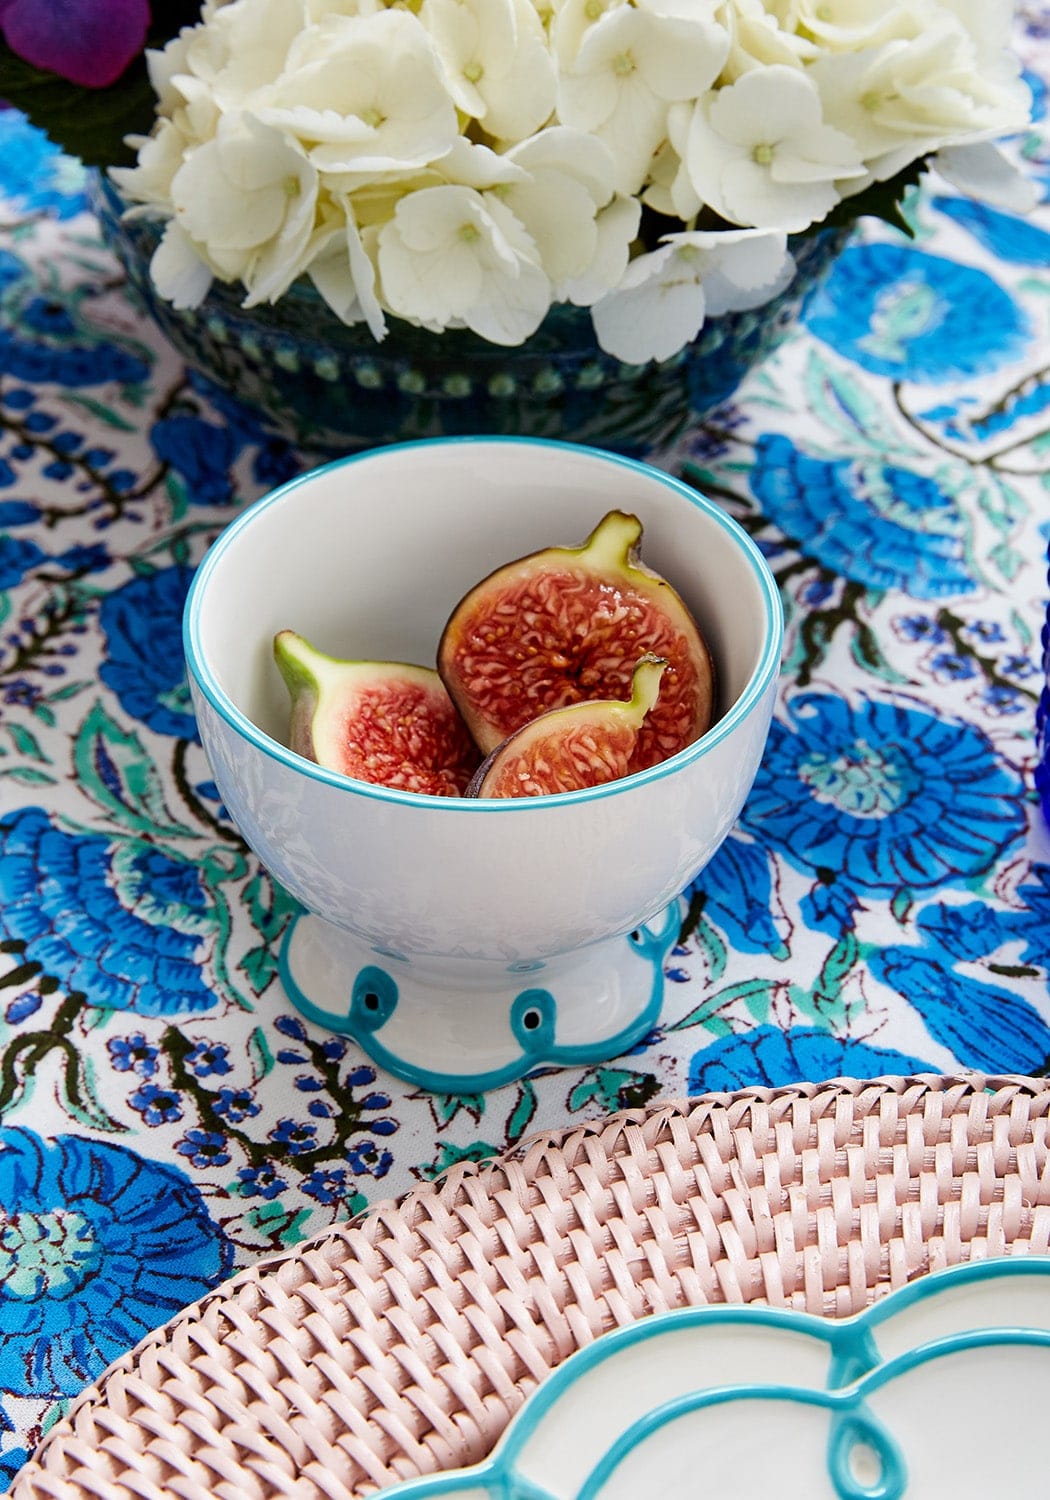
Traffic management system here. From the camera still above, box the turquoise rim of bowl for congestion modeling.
[182,435,785,812]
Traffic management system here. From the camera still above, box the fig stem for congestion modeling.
[578,509,643,572]
[627,654,669,723]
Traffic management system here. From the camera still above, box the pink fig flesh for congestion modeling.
[275,630,480,797]
[468,655,668,799]
[438,510,714,775]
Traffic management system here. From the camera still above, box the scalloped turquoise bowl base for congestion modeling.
[277,900,681,1092]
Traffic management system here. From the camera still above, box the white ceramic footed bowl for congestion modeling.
[184,438,782,1088]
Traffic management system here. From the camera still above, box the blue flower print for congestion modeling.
[0,807,217,1015]
[893,615,945,645]
[236,1165,287,1200]
[740,695,1026,907]
[185,1041,232,1078]
[0,1128,231,1397]
[931,197,1050,267]
[346,1139,393,1179]
[0,1443,31,1492]
[916,867,1050,974]
[175,1131,231,1169]
[686,835,787,958]
[688,1025,932,1095]
[213,1088,261,1123]
[107,1033,160,1077]
[129,1083,184,1126]
[803,243,1031,382]
[869,949,1050,1075]
[930,651,977,682]
[301,1168,348,1205]
[269,1120,317,1156]
[150,415,238,506]
[0,534,108,589]
[98,564,197,738]
[0,111,88,220]
[749,435,974,598]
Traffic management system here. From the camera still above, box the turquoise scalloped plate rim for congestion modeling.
[376,1256,1050,1500]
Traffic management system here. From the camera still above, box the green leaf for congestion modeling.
[694,912,727,980]
[891,889,913,924]
[241,944,278,996]
[166,472,189,524]
[44,680,93,703]
[245,872,301,942]
[0,50,156,169]
[419,1141,502,1180]
[818,933,860,996]
[672,979,777,1032]
[62,1054,122,1132]
[248,1025,275,1081]
[506,1080,537,1143]
[245,1202,312,1246]
[812,155,930,239]
[425,1092,486,1128]
[4,722,50,762]
[73,701,198,838]
[567,1066,657,1114]
[0,766,57,785]
[849,624,910,685]
[61,394,137,432]
[988,541,1024,584]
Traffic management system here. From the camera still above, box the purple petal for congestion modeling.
[1,0,151,88]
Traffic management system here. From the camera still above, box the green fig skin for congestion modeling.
[467,655,668,799]
[274,630,480,797]
[438,510,714,776]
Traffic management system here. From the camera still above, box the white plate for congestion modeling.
[380,1258,1050,1500]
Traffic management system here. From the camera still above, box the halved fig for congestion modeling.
[274,630,481,796]
[438,510,714,775]
[467,654,668,799]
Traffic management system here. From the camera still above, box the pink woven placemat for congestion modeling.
[14,1073,1050,1500]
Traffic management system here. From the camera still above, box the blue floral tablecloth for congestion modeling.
[2,14,1050,1487]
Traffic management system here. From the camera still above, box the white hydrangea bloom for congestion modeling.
[183,0,307,106]
[110,120,191,216]
[149,220,215,309]
[434,137,530,190]
[560,192,641,304]
[694,226,795,314]
[717,0,815,78]
[308,194,388,338]
[168,113,320,302]
[499,127,619,291]
[781,0,926,51]
[420,0,557,143]
[591,241,704,362]
[932,141,1040,212]
[256,10,459,175]
[590,226,792,361]
[557,6,729,195]
[145,31,197,116]
[303,0,380,18]
[676,64,866,231]
[376,184,551,344]
[812,17,1032,180]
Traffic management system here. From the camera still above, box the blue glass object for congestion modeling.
[92,175,847,457]
[1037,536,1050,827]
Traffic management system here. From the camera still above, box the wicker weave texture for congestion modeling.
[13,1073,1050,1500]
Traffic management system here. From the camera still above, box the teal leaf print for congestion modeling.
[74,701,198,839]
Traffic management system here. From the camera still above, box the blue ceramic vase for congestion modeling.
[93,174,847,457]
